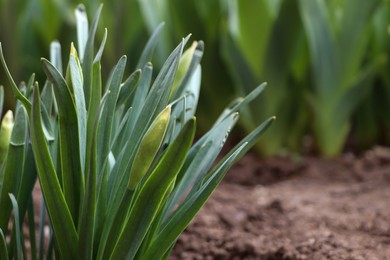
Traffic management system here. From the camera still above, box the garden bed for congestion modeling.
[170,146,390,259]
[29,147,390,259]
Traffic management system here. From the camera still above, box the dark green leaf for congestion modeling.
[0,106,27,231]
[0,228,8,260]
[116,69,141,108]
[136,23,165,69]
[0,43,31,113]
[97,55,126,169]
[9,193,22,260]
[27,197,37,260]
[41,58,84,223]
[110,118,196,259]
[82,4,103,108]
[144,117,274,259]
[78,91,110,260]
[0,86,3,117]
[30,86,78,259]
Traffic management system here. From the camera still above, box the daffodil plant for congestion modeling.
[0,5,273,259]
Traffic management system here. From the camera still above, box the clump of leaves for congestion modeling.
[0,4,273,259]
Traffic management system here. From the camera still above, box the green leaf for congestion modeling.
[121,63,152,140]
[25,74,36,101]
[136,23,165,69]
[97,55,126,169]
[116,69,141,108]
[0,43,32,113]
[338,0,381,88]
[110,107,133,157]
[171,41,203,101]
[299,0,340,99]
[227,0,274,75]
[170,41,199,97]
[0,110,13,166]
[107,38,187,210]
[0,228,8,260]
[141,145,246,260]
[97,189,134,260]
[82,4,103,109]
[41,58,84,223]
[69,44,87,170]
[94,28,108,64]
[78,91,110,260]
[50,41,63,74]
[85,61,102,177]
[38,199,46,260]
[215,83,267,125]
[16,143,38,223]
[9,194,23,260]
[0,107,27,231]
[29,86,78,259]
[299,0,381,155]
[40,81,55,121]
[110,118,196,259]
[164,112,239,216]
[75,4,89,62]
[144,117,274,259]
[27,197,37,260]
[0,86,3,116]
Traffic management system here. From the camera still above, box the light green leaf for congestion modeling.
[128,105,171,190]
[50,41,63,74]
[0,110,13,166]
[75,4,89,62]
[69,44,87,170]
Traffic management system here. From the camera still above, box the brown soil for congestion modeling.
[169,146,390,260]
[25,146,390,259]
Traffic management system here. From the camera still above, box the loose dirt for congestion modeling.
[170,146,390,260]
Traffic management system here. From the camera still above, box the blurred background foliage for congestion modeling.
[1,0,390,156]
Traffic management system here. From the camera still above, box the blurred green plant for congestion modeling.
[0,4,273,259]
[221,0,309,155]
[352,0,390,149]
[1,0,390,157]
[299,0,382,156]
